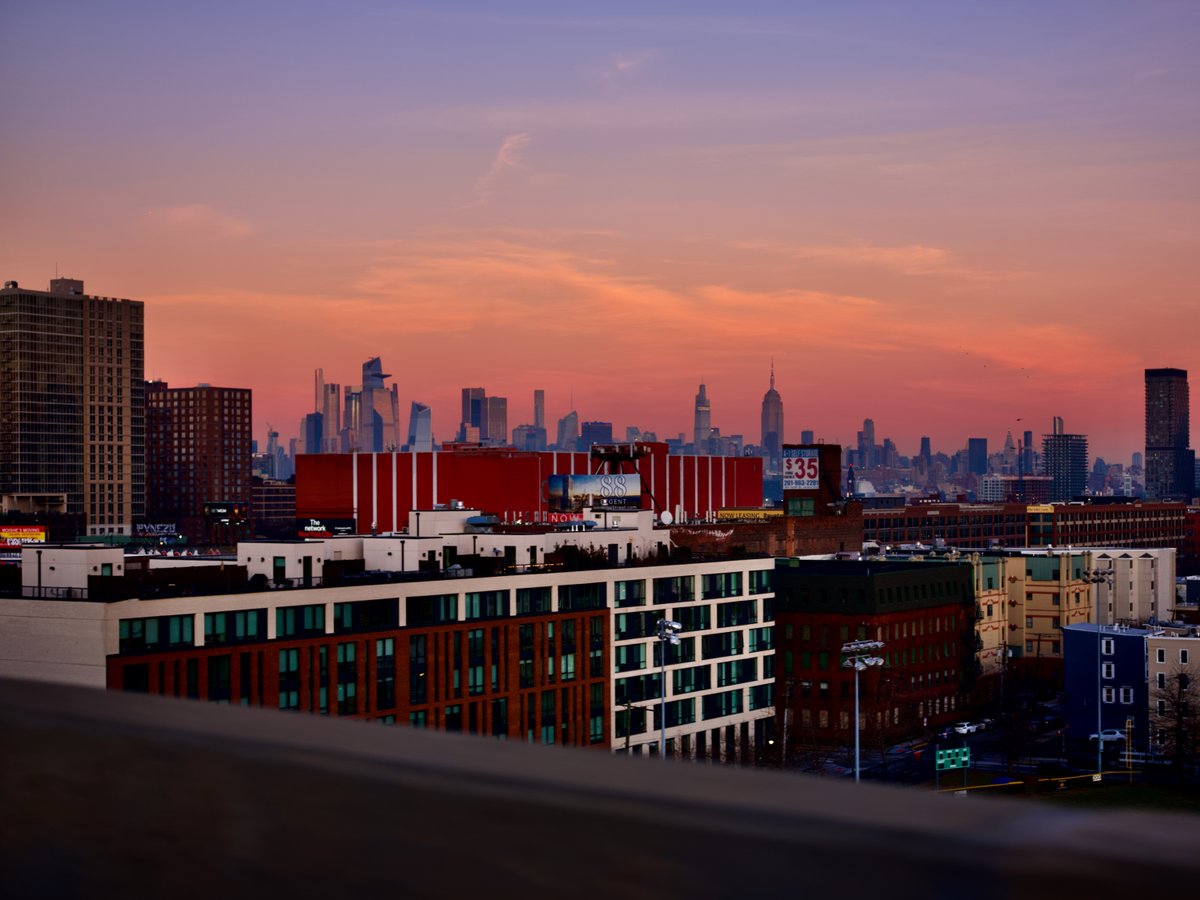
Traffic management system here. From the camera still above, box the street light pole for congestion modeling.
[841,639,885,783]
[656,618,681,761]
[1086,560,1113,777]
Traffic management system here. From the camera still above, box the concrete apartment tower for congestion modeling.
[0,277,144,535]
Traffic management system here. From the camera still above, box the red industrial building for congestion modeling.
[295,443,763,534]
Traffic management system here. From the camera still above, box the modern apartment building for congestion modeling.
[0,277,144,535]
[0,511,776,761]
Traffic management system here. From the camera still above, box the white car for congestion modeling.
[954,721,979,734]
[1089,729,1125,743]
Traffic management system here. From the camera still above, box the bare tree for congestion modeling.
[1151,665,1199,782]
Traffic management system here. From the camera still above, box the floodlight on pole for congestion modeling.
[841,639,886,784]
[657,619,682,761]
[1085,560,1114,778]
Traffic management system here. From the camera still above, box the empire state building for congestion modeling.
[760,363,784,475]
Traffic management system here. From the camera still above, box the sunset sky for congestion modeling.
[3,1,1197,462]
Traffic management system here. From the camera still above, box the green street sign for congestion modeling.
[936,747,970,771]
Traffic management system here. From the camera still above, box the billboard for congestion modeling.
[782,448,820,490]
[548,473,642,512]
[0,526,47,547]
[297,517,356,539]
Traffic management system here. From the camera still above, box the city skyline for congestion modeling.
[3,3,1199,460]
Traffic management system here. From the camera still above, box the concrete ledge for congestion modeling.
[1,678,1198,898]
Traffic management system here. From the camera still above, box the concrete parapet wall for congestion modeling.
[1,678,1198,898]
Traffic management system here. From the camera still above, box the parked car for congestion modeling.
[954,721,980,734]
[1089,729,1125,743]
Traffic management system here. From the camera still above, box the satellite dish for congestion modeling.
[660,511,674,526]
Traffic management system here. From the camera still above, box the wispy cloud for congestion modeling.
[149,204,253,238]
[588,49,657,83]
[735,239,1026,283]
[466,132,531,207]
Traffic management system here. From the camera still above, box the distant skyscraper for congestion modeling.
[556,411,580,451]
[511,424,546,451]
[580,421,613,449]
[1052,416,1064,436]
[0,277,144,534]
[406,402,433,452]
[1043,427,1088,502]
[315,369,341,453]
[625,426,642,442]
[967,438,988,476]
[801,430,814,446]
[1022,430,1035,476]
[759,364,784,475]
[301,412,323,455]
[459,387,485,442]
[481,396,508,446]
[533,389,545,430]
[694,383,712,454]
[358,357,400,452]
[919,436,932,460]
[1145,368,1193,500]
[857,418,876,468]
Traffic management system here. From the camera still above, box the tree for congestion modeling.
[1151,665,1199,782]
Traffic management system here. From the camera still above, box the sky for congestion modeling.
[2,1,1198,462]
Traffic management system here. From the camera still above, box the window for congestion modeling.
[749,569,772,594]
[702,571,742,599]
[716,600,757,629]
[747,627,773,653]
[615,643,647,673]
[407,594,457,626]
[1182,650,1191,665]
[558,582,606,611]
[672,664,712,695]
[1102,686,1114,704]
[409,635,427,704]
[204,610,266,646]
[1119,687,1133,704]
[674,605,710,632]
[1025,616,1033,629]
[375,638,396,709]
[615,611,658,641]
[465,590,509,620]
[615,673,661,704]
[701,689,743,720]
[118,615,194,653]
[1157,648,1166,664]
[1158,672,1167,689]
[1101,638,1114,655]
[653,575,694,605]
[749,683,774,711]
[701,631,743,660]
[516,587,552,615]
[716,658,757,687]
[277,604,324,638]
[653,636,696,666]
[333,598,398,633]
[614,580,646,608]
[279,649,300,711]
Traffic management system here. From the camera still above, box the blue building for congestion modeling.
[1063,624,1151,751]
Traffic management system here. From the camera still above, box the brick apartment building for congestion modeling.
[773,558,976,754]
